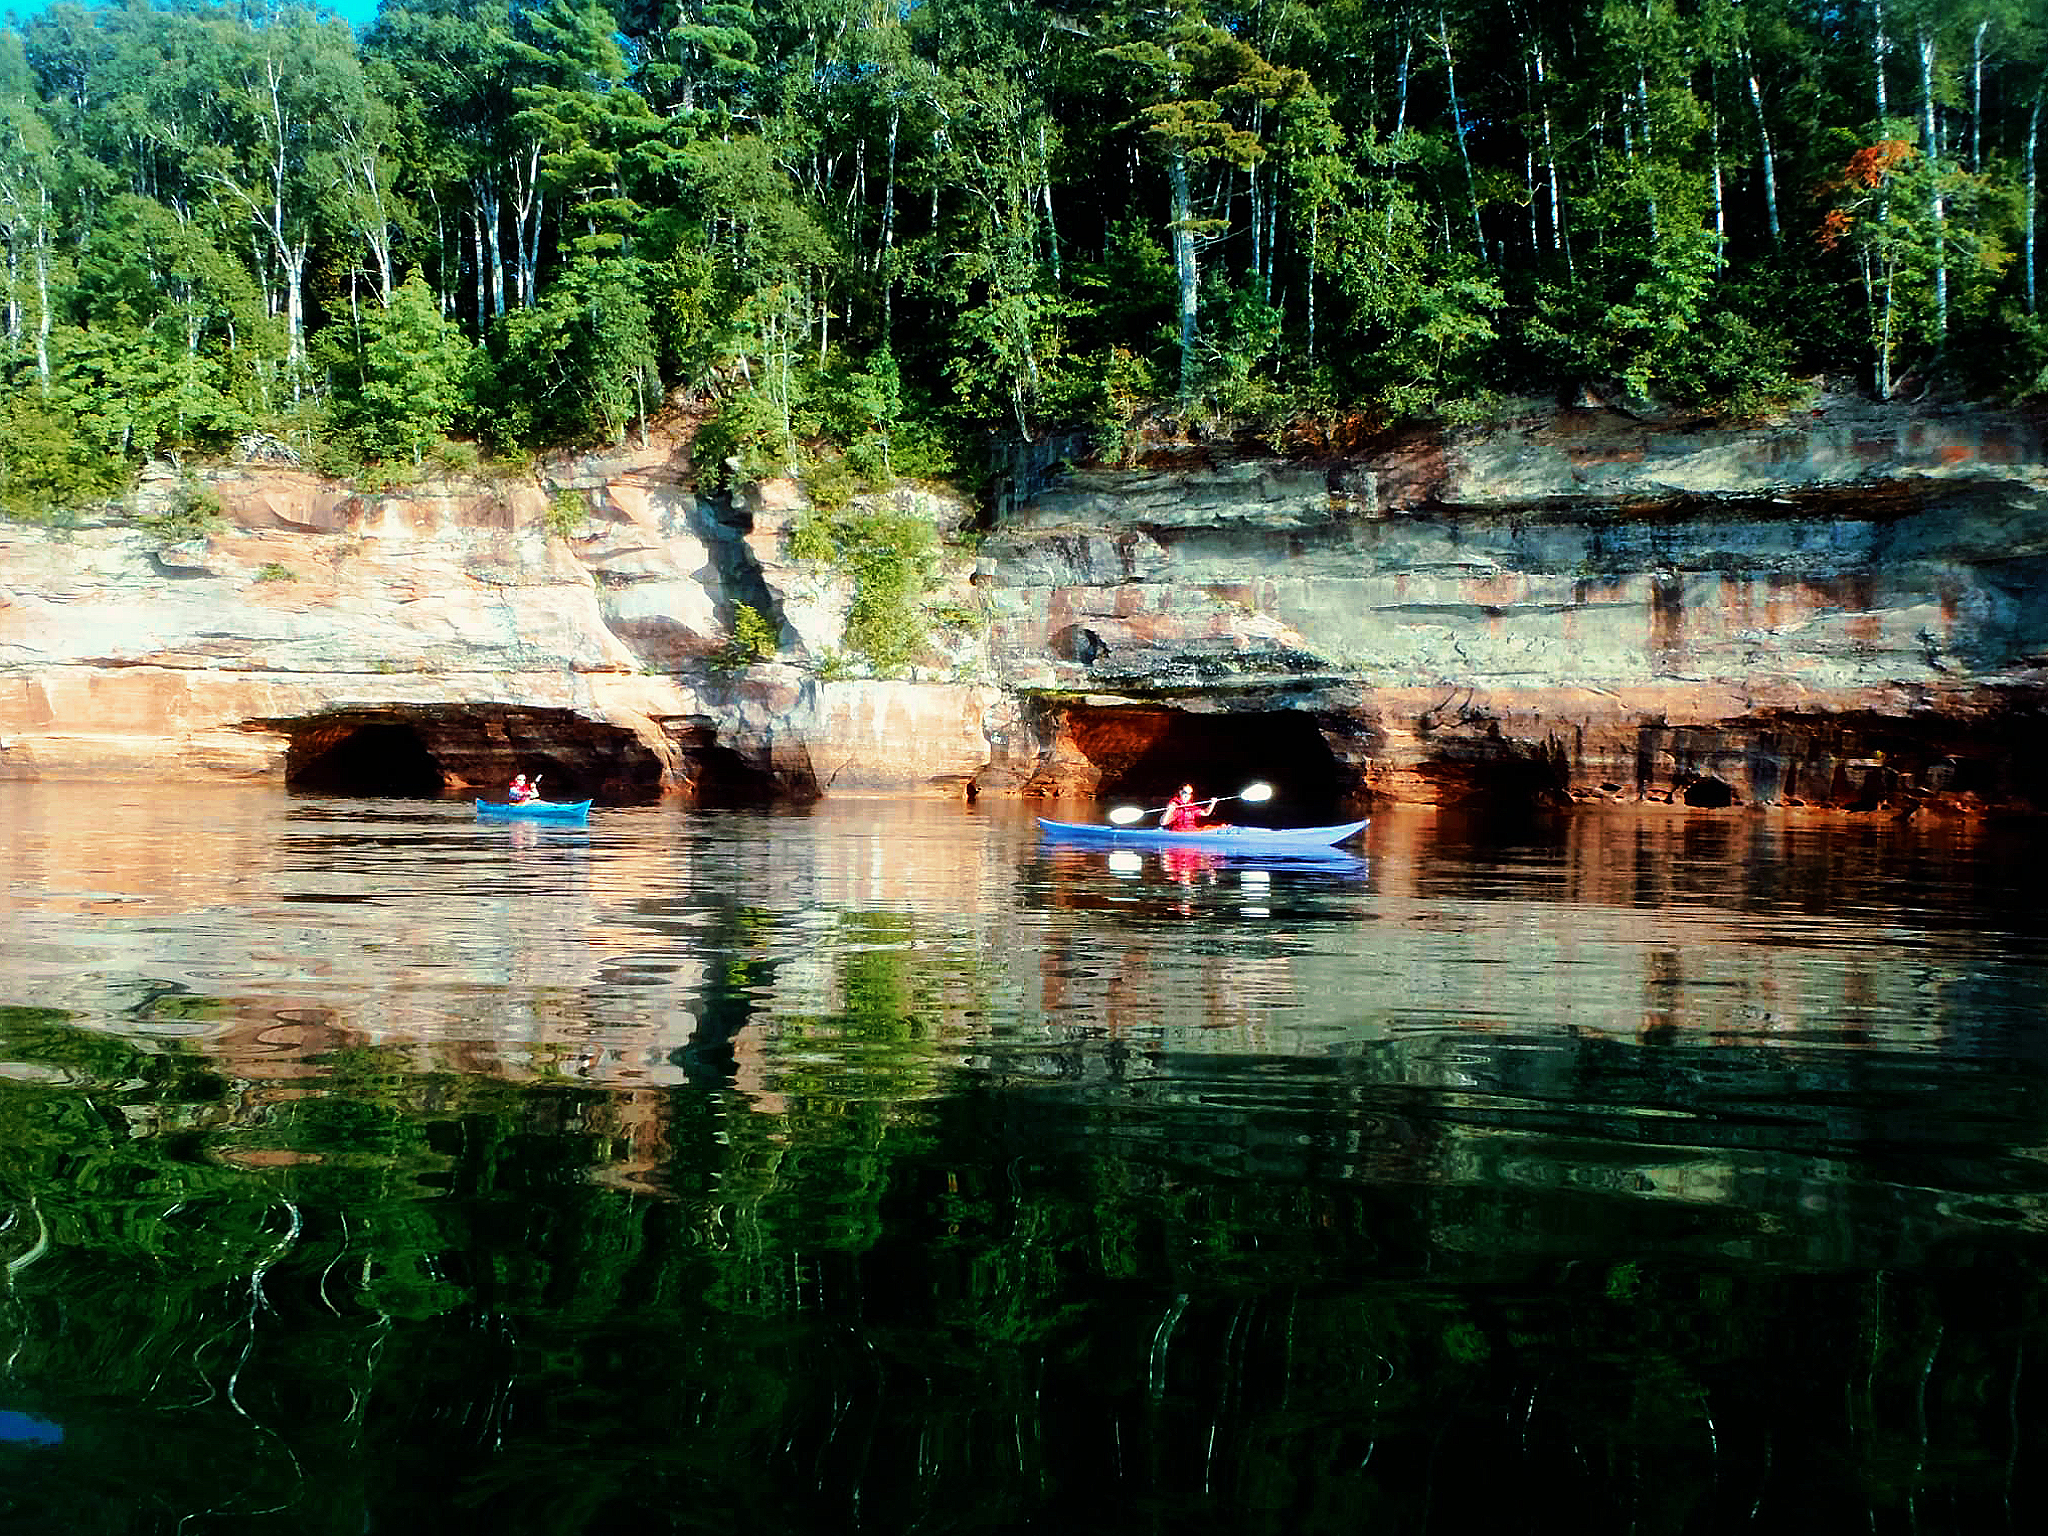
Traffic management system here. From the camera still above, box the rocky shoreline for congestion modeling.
[4,390,2045,817]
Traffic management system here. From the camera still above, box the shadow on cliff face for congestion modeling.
[1040,702,1356,823]
[1644,699,2048,813]
[288,722,445,797]
[280,708,669,802]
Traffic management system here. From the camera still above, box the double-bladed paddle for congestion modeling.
[1107,781,1273,825]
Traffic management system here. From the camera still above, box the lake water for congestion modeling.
[1,784,2045,1533]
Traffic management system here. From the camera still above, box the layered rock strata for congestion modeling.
[978,394,2048,814]
[2,392,2044,813]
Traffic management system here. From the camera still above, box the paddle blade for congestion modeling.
[1239,781,1274,804]
[1107,805,1146,825]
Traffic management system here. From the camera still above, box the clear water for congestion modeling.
[0,785,2044,1533]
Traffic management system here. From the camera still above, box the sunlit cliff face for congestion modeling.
[2,394,2044,814]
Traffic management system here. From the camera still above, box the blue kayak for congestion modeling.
[476,798,592,823]
[1037,817,1367,851]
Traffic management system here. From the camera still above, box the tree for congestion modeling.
[0,31,61,385]
[478,254,658,449]
[325,272,474,464]
[1098,2,1307,399]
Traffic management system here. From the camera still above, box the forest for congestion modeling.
[0,0,2043,516]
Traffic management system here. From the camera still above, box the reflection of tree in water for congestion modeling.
[3,1000,2048,1531]
[669,901,780,1089]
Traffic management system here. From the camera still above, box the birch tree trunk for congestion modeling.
[1248,104,1262,291]
[32,185,50,386]
[1918,30,1948,342]
[1710,85,1725,245]
[281,242,307,391]
[485,185,505,318]
[881,105,898,339]
[1391,35,1412,136]
[1533,42,1569,273]
[338,118,395,302]
[1038,118,1059,282]
[2026,90,2041,314]
[510,144,542,308]
[1306,202,1317,365]
[1438,14,1487,261]
[1970,19,1990,170]
[1387,35,1413,238]
[1637,56,1658,240]
[1169,151,1199,396]
[1742,47,1780,243]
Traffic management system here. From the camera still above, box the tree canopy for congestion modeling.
[2,0,2045,513]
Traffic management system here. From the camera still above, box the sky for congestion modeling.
[5,0,388,36]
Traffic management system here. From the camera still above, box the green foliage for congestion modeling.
[798,448,863,512]
[2007,315,2048,402]
[1190,276,1287,421]
[785,505,939,675]
[427,438,481,476]
[786,510,838,564]
[253,562,295,582]
[0,0,2041,492]
[691,385,788,491]
[713,600,778,669]
[135,473,223,545]
[0,390,128,520]
[544,488,589,539]
[1077,346,1167,465]
[478,257,660,451]
[321,275,476,465]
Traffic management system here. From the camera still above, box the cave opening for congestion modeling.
[288,723,447,798]
[1682,776,1737,808]
[1057,703,1351,825]
[278,707,668,802]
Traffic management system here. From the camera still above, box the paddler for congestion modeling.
[1160,784,1218,831]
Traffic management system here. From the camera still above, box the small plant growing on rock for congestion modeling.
[428,439,481,476]
[732,602,776,659]
[253,563,296,583]
[712,602,778,669]
[137,473,224,545]
[544,489,588,539]
[787,512,837,564]
[929,600,985,632]
[782,505,937,676]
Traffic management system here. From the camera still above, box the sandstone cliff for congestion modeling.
[3,391,2044,816]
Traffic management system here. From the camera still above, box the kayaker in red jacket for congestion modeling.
[508,773,539,803]
[1160,784,1218,831]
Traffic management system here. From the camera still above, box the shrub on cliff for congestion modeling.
[786,505,939,677]
[318,275,477,467]
[476,258,660,451]
[692,385,790,490]
[0,391,126,520]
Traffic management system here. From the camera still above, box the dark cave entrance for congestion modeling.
[278,707,669,802]
[287,721,447,797]
[1055,703,1353,825]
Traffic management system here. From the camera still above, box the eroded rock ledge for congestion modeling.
[3,391,2045,816]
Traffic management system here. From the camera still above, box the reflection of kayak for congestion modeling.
[1037,817,1367,851]
[476,798,592,822]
